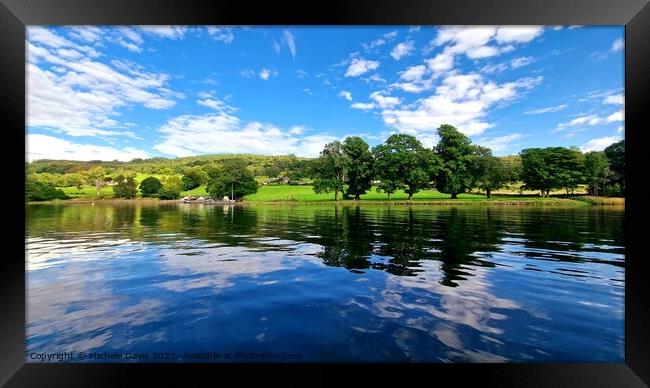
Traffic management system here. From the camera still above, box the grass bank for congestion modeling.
[42,184,622,207]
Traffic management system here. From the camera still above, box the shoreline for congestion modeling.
[27,197,624,207]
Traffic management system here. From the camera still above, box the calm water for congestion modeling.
[26,203,624,362]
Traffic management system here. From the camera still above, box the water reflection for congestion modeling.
[26,203,624,362]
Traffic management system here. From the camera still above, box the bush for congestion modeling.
[26,180,69,201]
[139,176,162,197]
[113,175,138,198]
[158,176,183,199]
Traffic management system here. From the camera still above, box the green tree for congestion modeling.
[549,147,584,195]
[206,161,258,200]
[139,176,163,197]
[158,176,183,199]
[181,167,208,191]
[434,124,477,199]
[342,136,374,200]
[583,151,611,197]
[372,134,439,200]
[604,139,624,195]
[312,141,348,201]
[475,154,516,198]
[26,176,69,201]
[113,175,138,198]
[520,147,584,196]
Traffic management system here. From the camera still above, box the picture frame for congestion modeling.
[2,0,649,385]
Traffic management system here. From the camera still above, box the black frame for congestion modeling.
[2,0,649,386]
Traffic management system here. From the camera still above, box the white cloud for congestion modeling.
[338,90,352,101]
[351,102,375,110]
[612,38,624,52]
[27,36,179,137]
[362,30,398,52]
[207,27,234,44]
[590,37,625,60]
[259,69,271,80]
[289,125,306,135]
[427,50,455,73]
[510,56,535,69]
[153,112,336,157]
[476,133,523,152]
[117,27,143,44]
[480,62,509,74]
[369,91,400,109]
[494,27,543,44]
[390,40,415,60]
[382,73,543,136]
[29,27,76,48]
[581,136,621,153]
[555,110,624,131]
[400,65,427,81]
[283,30,296,59]
[239,69,256,78]
[525,104,568,114]
[345,58,380,77]
[296,69,308,78]
[197,98,235,112]
[117,39,142,53]
[68,26,103,43]
[603,94,624,105]
[27,134,149,162]
[140,26,187,40]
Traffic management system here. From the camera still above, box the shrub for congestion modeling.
[139,176,162,197]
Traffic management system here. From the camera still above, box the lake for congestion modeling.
[25,203,624,362]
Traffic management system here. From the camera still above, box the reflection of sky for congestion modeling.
[26,205,624,362]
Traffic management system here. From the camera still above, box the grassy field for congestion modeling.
[242,185,574,203]
[56,182,617,206]
[59,185,118,199]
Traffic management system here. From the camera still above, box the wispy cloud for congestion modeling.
[476,133,524,152]
[581,136,621,152]
[284,30,296,59]
[390,40,415,60]
[207,27,234,44]
[525,104,568,114]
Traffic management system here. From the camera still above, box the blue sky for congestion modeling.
[26,25,624,161]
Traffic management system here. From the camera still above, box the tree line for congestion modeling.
[25,123,624,201]
[310,124,624,200]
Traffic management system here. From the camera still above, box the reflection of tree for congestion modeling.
[371,207,438,276]
[433,208,502,287]
[315,206,375,271]
[139,206,161,228]
[514,208,624,266]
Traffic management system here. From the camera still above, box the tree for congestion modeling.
[139,176,163,197]
[312,141,348,201]
[550,147,584,195]
[342,136,374,200]
[583,151,611,197]
[206,160,258,200]
[181,167,208,191]
[520,147,584,197]
[434,124,477,199]
[112,175,137,198]
[372,143,401,200]
[158,176,183,199]
[604,139,624,195]
[26,176,69,201]
[475,155,516,198]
